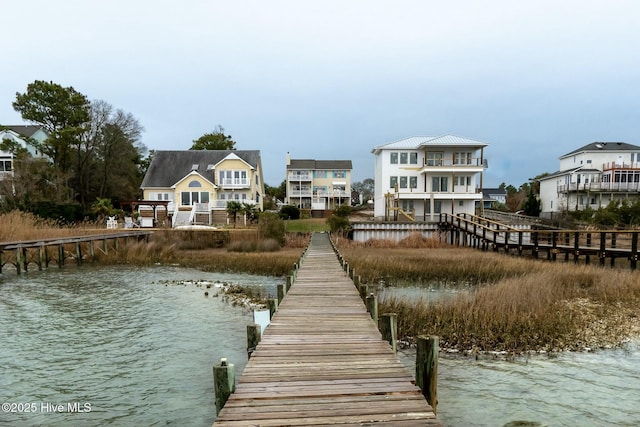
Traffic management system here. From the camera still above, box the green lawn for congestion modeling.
[283,218,330,233]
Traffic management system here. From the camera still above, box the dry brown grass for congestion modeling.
[0,210,103,241]
[337,236,640,353]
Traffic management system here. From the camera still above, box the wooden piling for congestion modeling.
[379,313,398,353]
[213,358,235,415]
[416,335,439,415]
[246,324,261,358]
[267,298,278,319]
[277,284,285,304]
[365,293,378,323]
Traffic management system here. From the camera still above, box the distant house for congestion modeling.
[0,125,48,180]
[371,135,489,221]
[482,187,507,209]
[139,150,264,227]
[538,142,640,217]
[285,153,352,212]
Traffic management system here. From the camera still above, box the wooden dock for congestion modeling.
[214,233,440,426]
[0,230,153,274]
[441,213,640,269]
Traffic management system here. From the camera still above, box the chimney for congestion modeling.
[286,151,291,166]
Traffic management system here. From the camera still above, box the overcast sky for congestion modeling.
[3,1,639,187]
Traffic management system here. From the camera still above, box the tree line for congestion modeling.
[0,80,243,221]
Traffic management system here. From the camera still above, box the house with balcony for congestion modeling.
[371,135,489,221]
[0,125,48,181]
[285,153,352,212]
[538,142,640,217]
[139,150,264,227]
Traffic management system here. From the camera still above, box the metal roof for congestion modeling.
[140,150,261,188]
[371,134,489,153]
[561,142,640,157]
[1,125,46,138]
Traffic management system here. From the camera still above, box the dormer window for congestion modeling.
[191,164,199,171]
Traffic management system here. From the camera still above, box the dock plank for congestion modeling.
[213,233,439,426]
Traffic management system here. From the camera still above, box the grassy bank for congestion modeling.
[336,235,640,353]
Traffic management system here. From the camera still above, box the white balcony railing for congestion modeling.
[218,178,249,187]
[422,158,485,167]
[289,190,312,197]
[558,182,640,192]
[288,173,312,181]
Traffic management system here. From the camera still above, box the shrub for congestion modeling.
[279,205,300,220]
[258,212,285,245]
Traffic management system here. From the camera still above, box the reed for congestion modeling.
[0,210,102,241]
[337,237,640,353]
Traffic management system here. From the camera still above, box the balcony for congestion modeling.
[315,190,350,198]
[218,178,249,188]
[288,189,312,197]
[421,158,486,173]
[557,182,640,193]
[602,162,640,171]
[288,172,312,181]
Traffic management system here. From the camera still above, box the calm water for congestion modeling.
[1,268,639,426]
[0,266,280,427]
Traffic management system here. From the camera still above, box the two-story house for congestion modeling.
[140,150,264,227]
[0,125,48,180]
[538,142,640,217]
[371,135,488,221]
[285,153,352,211]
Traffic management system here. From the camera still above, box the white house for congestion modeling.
[0,125,48,180]
[539,142,640,217]
[285,154,352,211]
[371,135,489,221]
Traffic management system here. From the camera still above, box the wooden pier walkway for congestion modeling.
[441,213,640,269]
[214,233,439,426]
[0,230,153,274]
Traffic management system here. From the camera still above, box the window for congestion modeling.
[188,180,202,187]
[400,153,408,164]
[0,160,12,172]
[409,153,418,164]
[432,176,448,192]
[219,170,248,185]
[399,176,408,189]
[390,176,398,189]
[426,201,442,214]
[314,171,328,178]
[390,153,398,164]
[409,176,417,189]
[454,152,473,165]
[426,152,443,166]
[181,191,209,205]
[334,171,346,178]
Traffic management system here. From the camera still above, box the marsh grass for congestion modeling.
[0,210,102,241]
[337,235,640,353]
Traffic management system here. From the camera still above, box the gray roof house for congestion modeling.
[139,150,264,227]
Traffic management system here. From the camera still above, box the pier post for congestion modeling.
[365,293,378,323]
[15,247,22,274]
[416,335,438,415]
[277,284,285,304]
[358,284,367,300]
[267,298,278,319]
[286,275,293,292]
[246,324,261,358]
[213,358,235,415]
[378,313,397,353]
